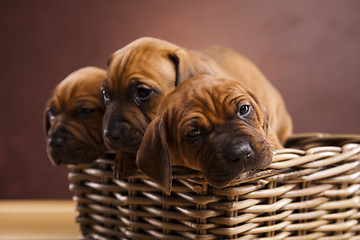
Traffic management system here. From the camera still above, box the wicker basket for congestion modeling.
[68,133,360,240]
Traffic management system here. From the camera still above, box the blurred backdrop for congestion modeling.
[1,0,359,199]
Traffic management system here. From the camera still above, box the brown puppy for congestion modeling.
[137,75,292,194]
[44,67,107,166]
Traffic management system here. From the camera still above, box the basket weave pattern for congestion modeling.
[69,134,360,239]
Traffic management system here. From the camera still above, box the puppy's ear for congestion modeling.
[246,89,282,149]
[136,114,172,194]
[246,90,269,134]
[107,54,113,67]
[167,53,180,86]
[168,49,213,86]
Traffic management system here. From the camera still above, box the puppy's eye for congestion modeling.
[48,109,56,121]
[238,104,251,117]
[186,128,202,137]
[79,108,96,118]
[136,86,154,100]
[102,89,111,105]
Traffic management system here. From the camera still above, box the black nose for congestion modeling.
[104,128,120,141]
[49,137,65,149]
[49,129,69,149]
[226,142,254,162]
[104,122,127,142]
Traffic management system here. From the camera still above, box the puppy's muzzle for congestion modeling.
[103,121,127,143]
[204,137,257,188]
[48,127,71,152]
[103,119,141,153]
[47,127,74,166]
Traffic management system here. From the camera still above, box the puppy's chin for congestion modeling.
[202,144,273,189]
[47,142,104,166]
[203,165,243,188]
[48,152,99,166]
[104,134,142,153]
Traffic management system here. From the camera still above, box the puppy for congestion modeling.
[44,67,107,165]
[136,75,292,194]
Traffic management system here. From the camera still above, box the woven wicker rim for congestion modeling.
[68,133,360,239]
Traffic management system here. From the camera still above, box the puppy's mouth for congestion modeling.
[203,150,272,189]
[103,129,144,153]
[204,164,244,188]
[47,139,98,165]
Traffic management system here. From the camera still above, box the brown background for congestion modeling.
[1,0,359,199]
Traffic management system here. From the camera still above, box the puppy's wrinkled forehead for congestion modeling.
[106,38,179,96]
[51,73,104,111]
[163,76,248,121]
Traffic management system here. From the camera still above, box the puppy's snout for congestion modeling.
[104,128,120,141]
[49,128,70,149]
[226,142,254,162]
[104,121,127,142]
[49,136,65,149]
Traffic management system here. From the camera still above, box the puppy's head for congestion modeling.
[102,37,213,153]
[136,75,273,194]
[44,67,106,165]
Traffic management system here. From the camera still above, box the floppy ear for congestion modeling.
[107,53,113,67]
[136,114,172,194]
[168,49,213,86]
[246,89,283,149]
[246,90,269,134]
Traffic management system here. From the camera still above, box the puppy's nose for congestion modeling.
[104,122,127,142]
[226,142,254,162]
[49,129,69,149]
[104,128,121,141]
[49,136,65,149]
